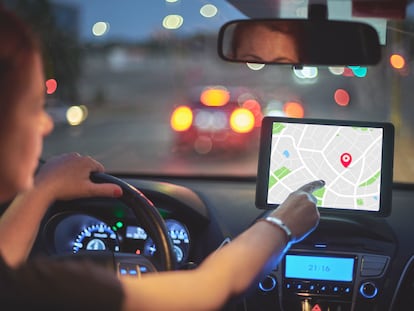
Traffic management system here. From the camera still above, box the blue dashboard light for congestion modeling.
[285,254,354,282]
[258,275,277,292]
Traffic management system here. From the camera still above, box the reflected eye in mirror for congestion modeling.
[218,19,381,66]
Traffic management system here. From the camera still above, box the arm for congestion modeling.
[0,153,122,268]
[121,180,324,311]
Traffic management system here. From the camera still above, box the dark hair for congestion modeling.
[0,6,40,123]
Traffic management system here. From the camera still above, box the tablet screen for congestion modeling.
[256,117,394,216]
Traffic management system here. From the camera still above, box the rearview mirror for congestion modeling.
[218,19,381,66]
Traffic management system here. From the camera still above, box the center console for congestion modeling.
[260,250,389,311]
[251,213,395,311]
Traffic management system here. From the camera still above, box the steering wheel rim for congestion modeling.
[89,172,176,271]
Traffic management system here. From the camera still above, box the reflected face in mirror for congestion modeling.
[220,19,381,66]
[231,22,301,64]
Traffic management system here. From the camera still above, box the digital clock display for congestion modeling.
[285,254,354,282]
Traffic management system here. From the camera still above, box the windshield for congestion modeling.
[6,0,414,183]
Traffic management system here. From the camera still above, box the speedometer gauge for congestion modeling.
[144,219,190,264]
[73,223,120,253]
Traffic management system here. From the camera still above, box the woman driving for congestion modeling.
[0,6,323,311]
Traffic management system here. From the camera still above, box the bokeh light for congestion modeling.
[242,99,262,127]
[162,15,184,30]
[329,67,345,75]
[230,108,255,133]
[283,101,304,118]
[170,106,193,131]
[200,4,218,18]
[92,22,110,36]
[349,66,368,78]
[264,99,285,116]
[194,111,226,130]
[390,54,405,69]
[200,87,230,107]
[342,68,354,77]
[246,63,265,70]
[293,67,318,79]
[334,89,350,107]
[66,105,87,126]
[194,136,213,155]
[45,79,57,95]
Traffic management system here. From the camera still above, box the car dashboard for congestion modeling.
[1,0,413,310]
[22,176,414,311]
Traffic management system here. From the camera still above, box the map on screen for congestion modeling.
[256,117,394,215]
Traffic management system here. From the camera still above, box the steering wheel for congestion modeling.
[60,172,176,274]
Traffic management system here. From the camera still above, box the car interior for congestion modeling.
[2,0,414,310]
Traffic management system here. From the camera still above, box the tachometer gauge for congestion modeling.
[73,223,120,253]
[166,219,190,263]
[144,219,190,264]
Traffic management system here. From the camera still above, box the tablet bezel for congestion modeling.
[255,117,394,216]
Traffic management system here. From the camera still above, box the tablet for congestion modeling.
[256,117,394,216]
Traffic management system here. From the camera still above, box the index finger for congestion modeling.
[297,180,325,193]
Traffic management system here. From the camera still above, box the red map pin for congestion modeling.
[340,153,352,168]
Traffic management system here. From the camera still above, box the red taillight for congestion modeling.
[170,106,193,131]
[230,108,255,133]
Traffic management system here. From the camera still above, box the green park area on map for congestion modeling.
[269,166,291,188]
[272,123,285,135]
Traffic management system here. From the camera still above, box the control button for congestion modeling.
[118,263,140,277]
[359,281,378,299]
[309,284,316,292]
[311,304,322,311]
[259,275,277,292]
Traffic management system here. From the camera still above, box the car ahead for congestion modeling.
[170,85,262,155]
[2,0,414,311]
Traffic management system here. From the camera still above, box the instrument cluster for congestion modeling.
[49,213,191,265]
